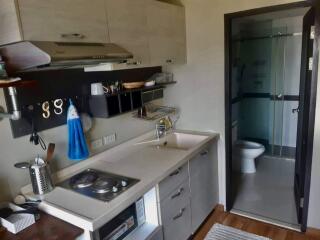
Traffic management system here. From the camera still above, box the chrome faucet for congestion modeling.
[155,122,166,139]
[155,116,179,139]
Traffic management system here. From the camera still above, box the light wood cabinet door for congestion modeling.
[189,144,219,233]
[146,1,186,66]
[105,0,150,68]
[18,0,109,43]
[171,4,187,65]
[0,0,22,45]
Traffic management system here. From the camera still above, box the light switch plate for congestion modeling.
[91,138,103,150]
[103,133,116,146]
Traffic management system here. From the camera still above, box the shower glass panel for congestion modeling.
[270,27,287,157]
[231,21,297,159]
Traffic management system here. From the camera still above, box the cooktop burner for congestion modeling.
[91,177,120,194]
[71,171,99,189]
[58,169,139,202]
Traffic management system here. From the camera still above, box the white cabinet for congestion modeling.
[105,0,150,68]
[189,144,219,233]
[158,163,191,240]
[17,0,109,43]
[146,1,186,66]
[158,140,218,239]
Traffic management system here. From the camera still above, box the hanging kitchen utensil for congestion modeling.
[29,117,46,150]
[46,143,55,163]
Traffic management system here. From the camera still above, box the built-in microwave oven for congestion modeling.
[93,198,146,240]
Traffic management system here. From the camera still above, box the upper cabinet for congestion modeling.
[18,0,110,43]
[105,0,150,67]
[0,0,186,68]
[147,1,187,66]
[0,0,22,45]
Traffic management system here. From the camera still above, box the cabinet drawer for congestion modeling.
[160,181,190,220]
[162,202,191,240]
[159,162,188,200]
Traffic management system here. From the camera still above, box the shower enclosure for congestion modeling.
[231,21,302,159]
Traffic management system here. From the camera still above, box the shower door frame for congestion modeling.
[224,1,319,232]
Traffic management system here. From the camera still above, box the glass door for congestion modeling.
[270,28,287,157]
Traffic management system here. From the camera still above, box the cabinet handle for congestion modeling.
[200,150,209,156]
[171,187,184,199]
[166,59,173,64]
[169,167,182,177]
[61,33,85,39]
[173,208,185,220]
[126,61,142,66]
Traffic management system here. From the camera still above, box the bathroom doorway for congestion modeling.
[225,2,319,232]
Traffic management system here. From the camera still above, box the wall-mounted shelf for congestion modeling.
[0,78,36,88]
[88,82,176,119]
[102,82,177,97]
[5,67,172,138]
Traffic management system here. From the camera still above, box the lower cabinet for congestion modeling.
[158,141,218,240]
[189,144,219,233]
[160,181,191,240]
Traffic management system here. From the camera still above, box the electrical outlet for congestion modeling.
[103,133,116,146]
[91,138,103,150]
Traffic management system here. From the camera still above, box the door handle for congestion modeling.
[292,107,300,113]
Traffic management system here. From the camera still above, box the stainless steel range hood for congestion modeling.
[0,41,133,73]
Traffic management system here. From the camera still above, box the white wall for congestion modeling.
[164,0,320,229]
[308,48,320,229]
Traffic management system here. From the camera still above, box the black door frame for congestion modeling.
[224,1,319,232]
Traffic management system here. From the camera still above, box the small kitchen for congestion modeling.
[0,1,220,240]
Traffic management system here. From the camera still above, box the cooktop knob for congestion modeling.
[112,186,118,193]
[121,180,128,187]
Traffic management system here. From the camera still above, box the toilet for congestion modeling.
[232,121,265,173]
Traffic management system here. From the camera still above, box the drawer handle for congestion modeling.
[173,208,185,220]
[61,33,85,39]
[200,150,209,156]
[171,187,184,199]
[169,167,182,177]
[166,59,173,64]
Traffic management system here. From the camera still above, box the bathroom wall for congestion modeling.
[232,16,302,150]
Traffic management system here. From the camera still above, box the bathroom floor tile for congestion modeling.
[232,155,299,226]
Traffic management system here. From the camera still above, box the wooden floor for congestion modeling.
[192,205,320,240]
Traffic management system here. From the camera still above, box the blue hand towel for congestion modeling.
[67,99,89,160]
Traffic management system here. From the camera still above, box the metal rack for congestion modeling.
[133,103,177,121]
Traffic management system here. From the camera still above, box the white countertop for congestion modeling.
[22,130,219,231]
